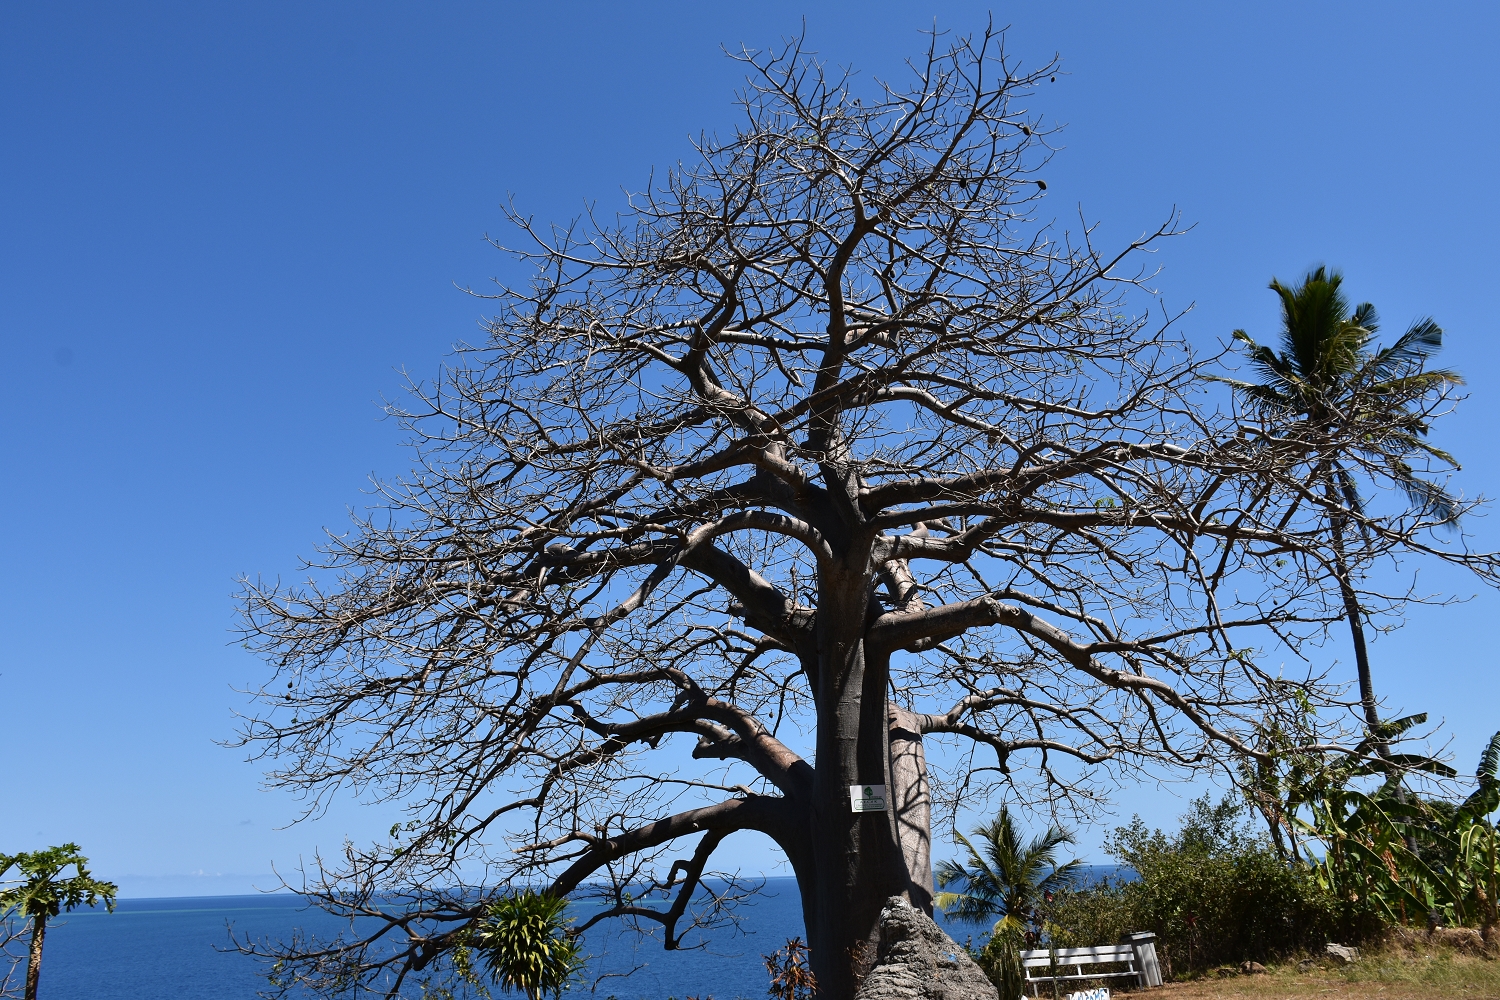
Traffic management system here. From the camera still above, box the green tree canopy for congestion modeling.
[937,807,1081,998]
[0,844,116,1000]
[1217,267,1463,751]
[936,807,1081,929]
[0,845,116,922]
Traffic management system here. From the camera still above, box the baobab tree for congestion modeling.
[236,26,1490,999]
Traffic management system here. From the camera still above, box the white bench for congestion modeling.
[1019,944,1141,996]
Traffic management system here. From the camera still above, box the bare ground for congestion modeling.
[1132,951,1500,1000]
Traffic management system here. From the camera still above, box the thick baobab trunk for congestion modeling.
[880,555,935,914]
[800,698,937,1000]
[806,569,903,999]
[803,569,937,1000]
[24,911,45,1000]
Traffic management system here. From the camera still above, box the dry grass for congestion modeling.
[1133,942,1500,1000]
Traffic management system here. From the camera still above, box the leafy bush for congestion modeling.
[1110,797,1339,972]
[1042,876,1133,951]
[1042,795,1376,978]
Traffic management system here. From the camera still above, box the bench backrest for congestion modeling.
[1019,945,1135,968]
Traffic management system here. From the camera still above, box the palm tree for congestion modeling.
[0,844,116,1000]
[936,807,1082,1000]
[1217,268,1462,759]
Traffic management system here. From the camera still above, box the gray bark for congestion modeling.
[23,912,43,1000]
[853,896,998,1000]
[889,705,933,914]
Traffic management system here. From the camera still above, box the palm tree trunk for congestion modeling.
[1336,569,1382,740]
[1327,494,1422,855]
[1325,479,1389,763]
[23,911,45,1000]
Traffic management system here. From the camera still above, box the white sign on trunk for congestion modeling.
[849,784,887,812]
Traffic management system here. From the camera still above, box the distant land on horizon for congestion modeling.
[114,873,284,898]
[112,865,1130,900]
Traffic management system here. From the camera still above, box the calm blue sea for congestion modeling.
[38,880,806,1000]
[36,869,1125,999]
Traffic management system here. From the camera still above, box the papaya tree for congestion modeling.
[0,844,116,1000]
[234,25,1495,999]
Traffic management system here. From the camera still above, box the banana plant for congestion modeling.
[1244,712,1464,924]
[1440,732,1500,927]
[1240,706,1500,928]
[1296,770,1456,925]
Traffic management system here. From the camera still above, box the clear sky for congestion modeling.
[3,2,1499,896]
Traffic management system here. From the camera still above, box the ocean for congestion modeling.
[35,870,1125,999]
[34,880,808,1000]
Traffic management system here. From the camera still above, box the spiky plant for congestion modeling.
[466,892,582,1000]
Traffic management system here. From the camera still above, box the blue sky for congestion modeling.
[3,2,1499,895]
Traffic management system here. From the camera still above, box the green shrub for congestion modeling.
[1042,876,1133,951]
[1042,795,1377,978]
[1110,802,1336,973]
[968,919,1026,1000]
